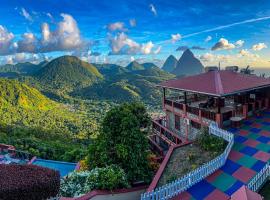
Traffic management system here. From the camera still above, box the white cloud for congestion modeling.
[129,19,136,27]
[149,4,157,16]
[154,46,162,54]
[141,41,154,54]
[130,56,135,61]
[171,33,181,43]
[238,49,259,59]
[108,32,156,55]
[239,49,249,56]
[211,38,235,51]
[107,22,127,32]
[205,36,212,42]
[200,53,215,62]
[0,53,45,65]
[0,25,15,55]
[20,8,33,21]
[252,43,267,51]
[235,40,244,48]
[17,33,38,53]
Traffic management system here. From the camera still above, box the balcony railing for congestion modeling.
[141,123,234,200]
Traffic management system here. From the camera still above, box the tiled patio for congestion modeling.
[172,111,270,200]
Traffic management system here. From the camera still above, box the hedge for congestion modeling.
[0,164,60,200]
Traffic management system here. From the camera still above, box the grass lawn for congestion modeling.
[259,181,270,199]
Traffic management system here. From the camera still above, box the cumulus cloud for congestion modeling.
[20,8,33,21]
[252,43,267,51]
[211,38,235,51]
[191,46,206,50]
[235,40,244,48]
[205,36,212,42]
[171,33,181,43]
[149,4,157,16]
[0,53,45,65]
[129,19,136,27]
[238,49,259,59]
[108,32,156,55]
[0,13,86,55]
[176,45,205,51]
[0,25,15,55]
[107,22,127,32]
[176,46,189,51]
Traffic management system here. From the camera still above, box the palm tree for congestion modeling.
[240,65,254,75]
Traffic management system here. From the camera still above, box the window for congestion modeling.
[175,114,180,130]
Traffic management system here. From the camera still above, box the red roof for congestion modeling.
[159,70,270,96]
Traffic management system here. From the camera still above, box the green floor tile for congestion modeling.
[237,155,258,168]
[232,143,245,151]
[255,119,263,123]
[211,172,237,192]
[262,126,270,131]
[241,126,252,130]
[256,143,270,152]
[247,133,260,140]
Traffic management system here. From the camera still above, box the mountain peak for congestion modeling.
[162,55,178,73]
[126,61,145,71]
[172,49,204,76]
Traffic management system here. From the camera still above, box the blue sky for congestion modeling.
[1,0,270,67]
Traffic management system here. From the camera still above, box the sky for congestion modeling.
[1,0,270,68]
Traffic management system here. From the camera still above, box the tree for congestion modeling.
[240,65,254,75]
[88,102,152,183]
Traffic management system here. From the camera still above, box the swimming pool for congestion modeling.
[32,158,77,177]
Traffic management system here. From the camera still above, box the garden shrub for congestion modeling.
[196,127,227,155]
[60,165,130,197]
[0,164,60,200]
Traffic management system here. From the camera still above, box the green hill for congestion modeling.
[35,56,103,91]
[0,79,96,162]
[126,61,145,71]
[0,62,43,77]
[93,63,129,77]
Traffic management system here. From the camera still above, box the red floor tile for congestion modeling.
[260,130,270,137]
[239,129,249,136]
[232,167,256,183]
[243,139,260,148]
[171,191,192,200]
[205,169,223,183]
[251,123,261,128]
[228,150,244,162]
[204,189,230,200]
[253,151,270,162]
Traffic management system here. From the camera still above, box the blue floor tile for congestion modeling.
[239,146,258,156]
[262,121,270,126]
[235,135,248,143]
[188,180,215,200]
[257,136,270,143]
[243,121,253,125]
[221,159,241,174]
[249,128,261,133]
[228,127,239,133]
[225,180,244,196]
[251,160,266,172]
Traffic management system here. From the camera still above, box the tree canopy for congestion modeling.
[88,102,152,183]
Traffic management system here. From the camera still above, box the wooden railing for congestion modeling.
[173,102,183,110]
[186,106,199,115]
[141,124,234,200]
[152,120,183,145]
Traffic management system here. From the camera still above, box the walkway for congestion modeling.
[172,111,270,200]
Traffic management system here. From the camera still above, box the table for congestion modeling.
[230,116,243,128]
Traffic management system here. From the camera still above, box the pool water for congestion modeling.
[33,159,76,177]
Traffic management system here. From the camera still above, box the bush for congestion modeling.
[196,127,227,155]
[60,165,130,197]
[0,164,60,200]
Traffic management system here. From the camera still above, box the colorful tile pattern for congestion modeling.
[172,111,270,200]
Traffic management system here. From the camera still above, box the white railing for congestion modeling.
[141,123,234,200]
[247,163,270,192]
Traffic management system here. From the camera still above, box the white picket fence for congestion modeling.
[248,162,270,192]
[141,123,234,200]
